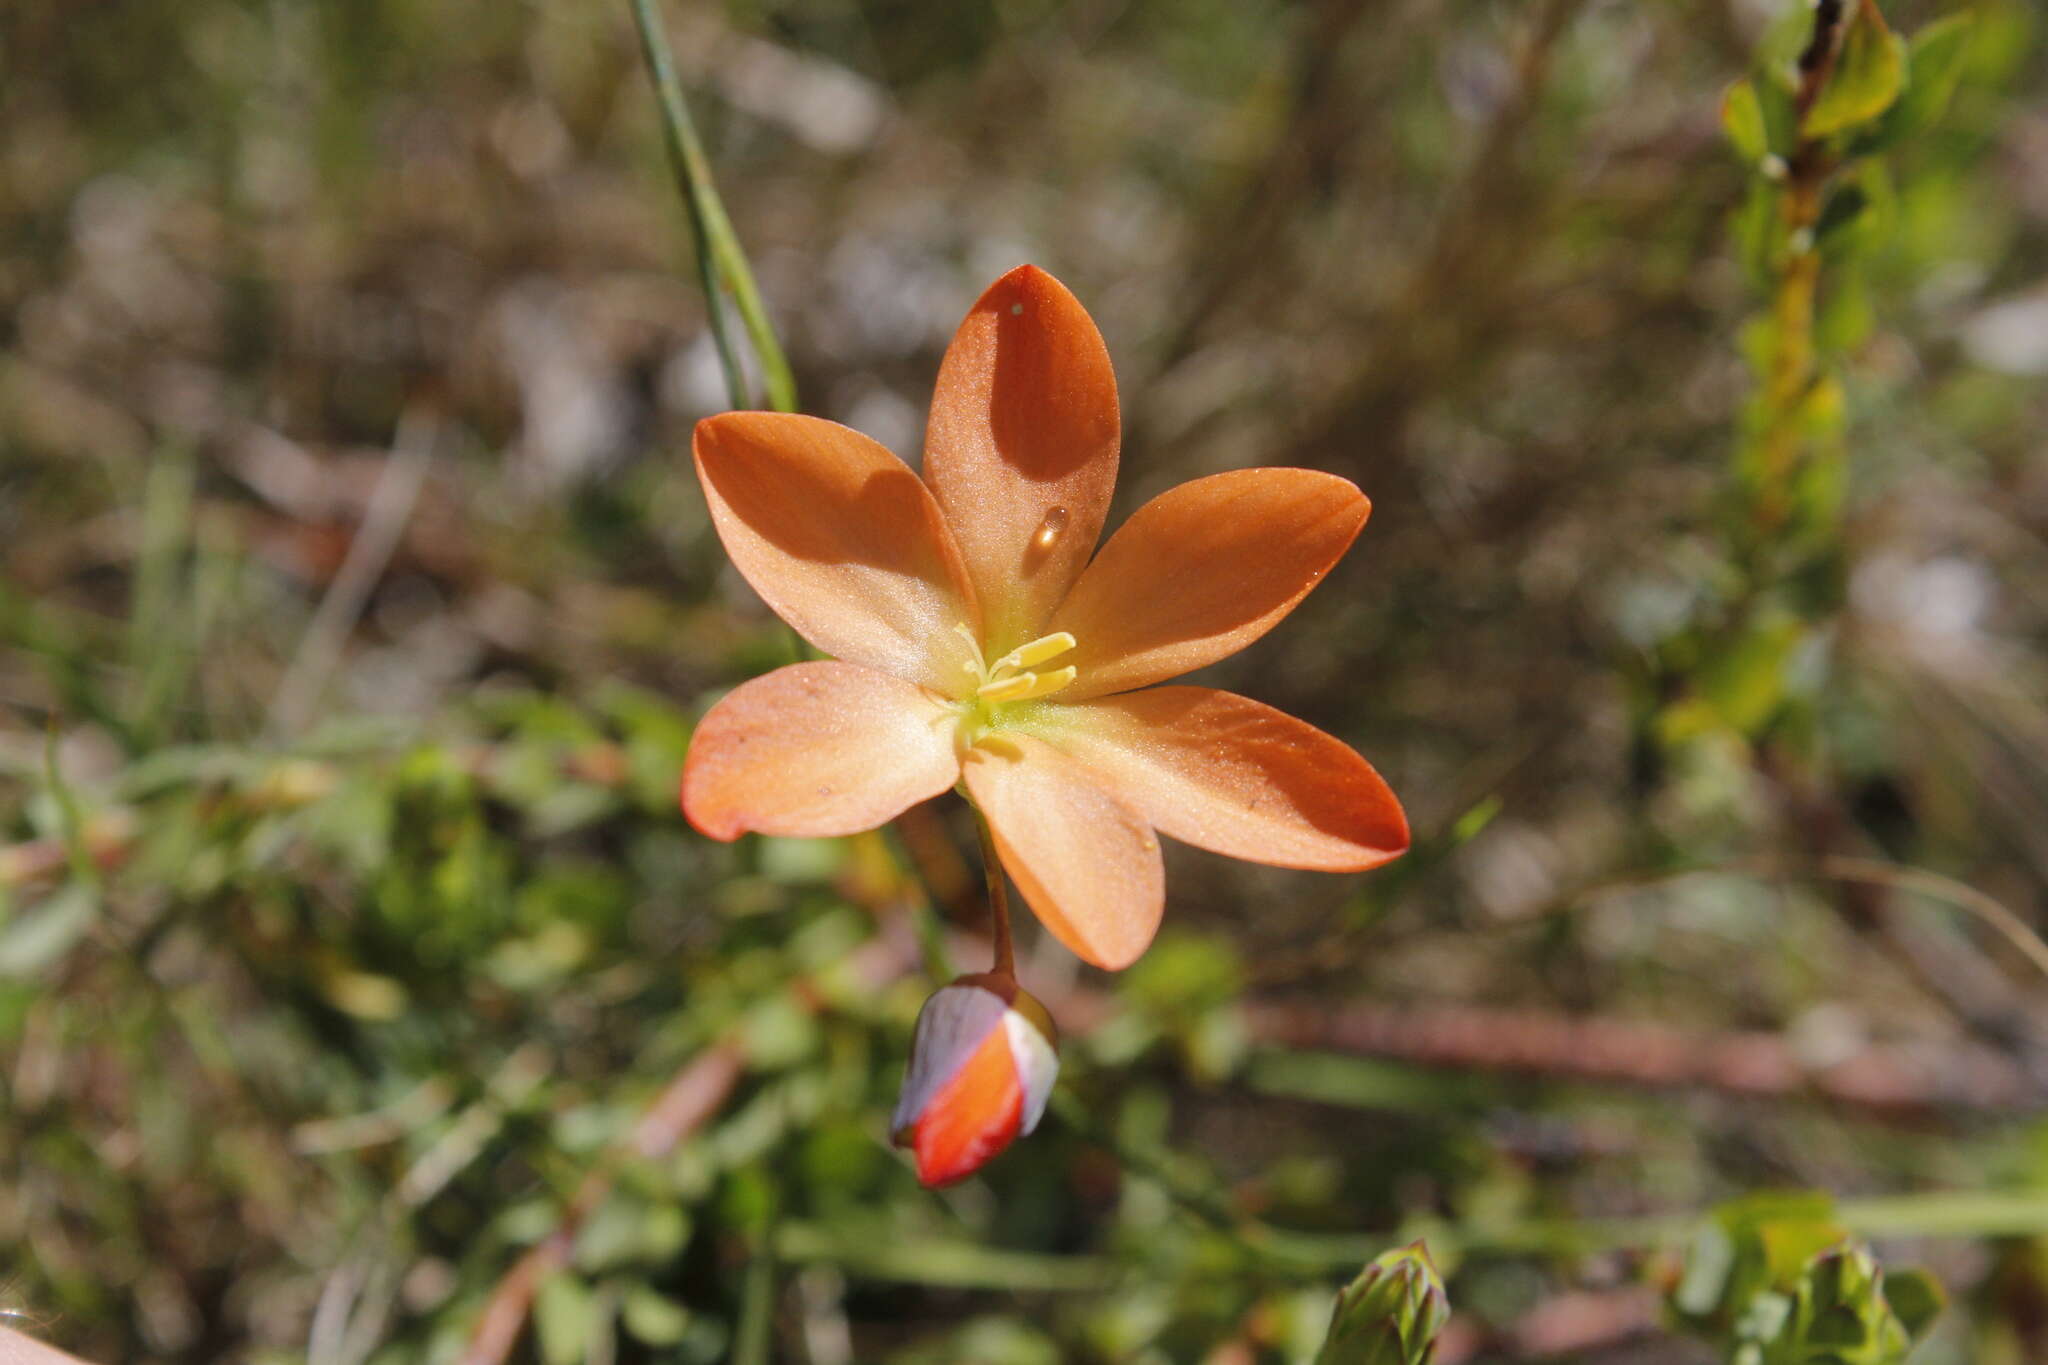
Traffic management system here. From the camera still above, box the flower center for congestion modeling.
[954,623,1078,704]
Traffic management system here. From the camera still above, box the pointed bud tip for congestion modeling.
[1319,1242,1449,1365]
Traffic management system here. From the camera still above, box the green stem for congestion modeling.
[733,1181,780,1365]
[971,805,1014,979]
[43,720,100,895]
[626,0,797,415]
[775,1222,1113,1292]
[1748,0,1847,538]
[628,0,744,408]
[780,1186,2048,1290]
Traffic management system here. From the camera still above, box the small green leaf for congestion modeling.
[535,1272,596,1365]
[1815,268,1874,354]
[1814,183,1869,247]
[1723,79,1770,164]
[0,884,96,977]
[574,1196,648,1273]
[1816,161,1894,265]
[1734,179,1784,288]
[1755,73,1799,159]
[1883,1268,1946,1342]
[1449,795,1501,845]
[1731,1288,1792,1345]
[1805,0,1907,138]
[1702,615,1803,736]
[1672,1221,1738,1318]
[622,1283,692,1346]
[1859,12,1975,152]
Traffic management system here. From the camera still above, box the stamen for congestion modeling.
[976,666,1077,703]
[953,622,989,680]
[993,632,1077,674]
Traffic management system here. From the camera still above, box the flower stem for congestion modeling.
[627,0,798,414]
[971,805,1015,979]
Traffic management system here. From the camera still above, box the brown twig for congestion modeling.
[1793,0,1851,123]
[265,406,438,741]
[1239,997,2039,1115]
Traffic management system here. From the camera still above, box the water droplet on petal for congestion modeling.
[1033,506,1069,552]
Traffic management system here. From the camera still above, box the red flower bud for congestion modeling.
[892,973,1059,1187]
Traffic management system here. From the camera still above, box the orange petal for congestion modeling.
[695,412,979,692]
[1040,687,1409,871]
[924,266,1120,655]
[908,1022,1024,1188]
[682,661,961,840]
[962,735,1162,971]
[1047,468,1370,700]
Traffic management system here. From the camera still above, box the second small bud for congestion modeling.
[892,973,1059,1187]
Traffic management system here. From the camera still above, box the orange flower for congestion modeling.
[682,265,1408,970]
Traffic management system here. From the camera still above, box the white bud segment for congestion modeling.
[1004,1004,1058,1135]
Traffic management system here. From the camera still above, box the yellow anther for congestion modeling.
[977,666,1077,703]
[994,632,1077,673]
[976,673,1038,703]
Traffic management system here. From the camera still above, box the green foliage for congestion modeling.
[1855,14,1978,154]
[1669,1195,1943,1364]
[1804,0,1906,140]
[1722,80,1772,167]
[1675,0,1984,761]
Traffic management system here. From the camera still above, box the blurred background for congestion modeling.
[4,0,2047,1360]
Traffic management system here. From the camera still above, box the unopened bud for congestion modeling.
[892,973,1058,1187]
[1316,1241,1449,1365]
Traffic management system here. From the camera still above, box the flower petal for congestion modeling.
[907,1017,1024,1187]
[1039,687,1409,871]
[893,981,1010,1141]
[1046,468,1370,700]
[695,412,978,692]
[682,661,961,840]
[924,265,1120,654]
[962,735,1162,971]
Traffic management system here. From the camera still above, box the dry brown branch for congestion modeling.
[265,407,439,740]
[1239,997,2040,1115]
